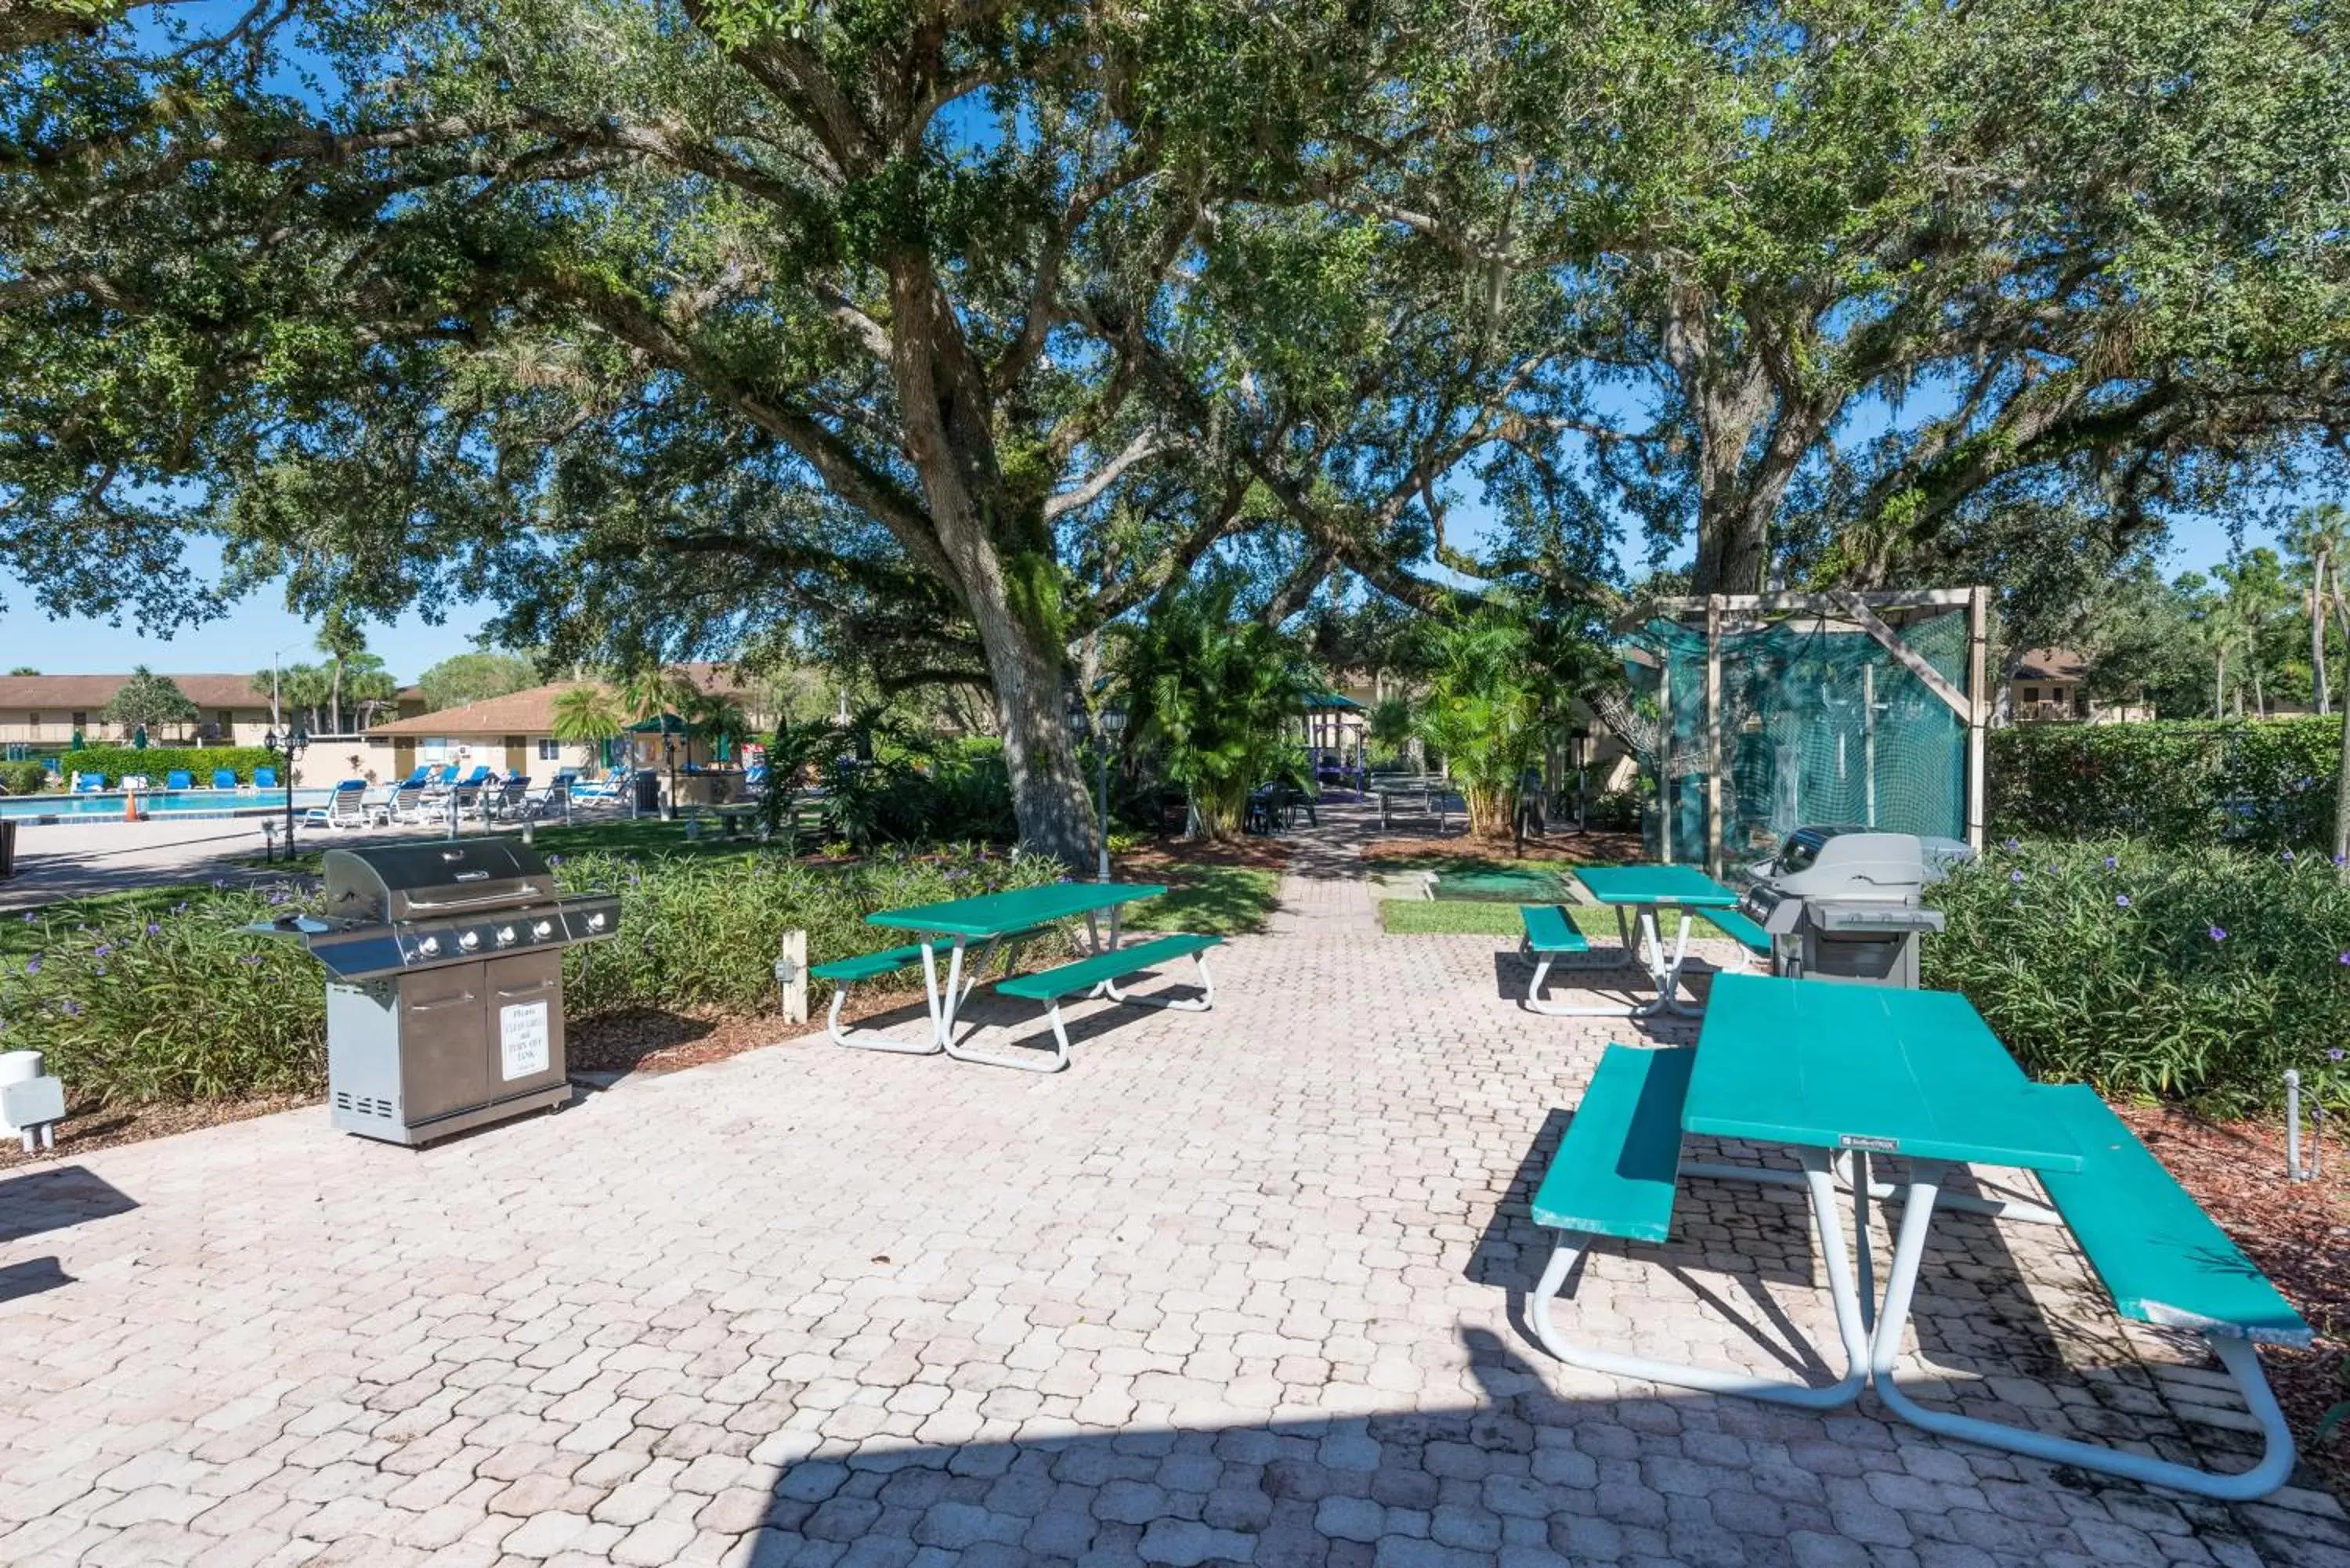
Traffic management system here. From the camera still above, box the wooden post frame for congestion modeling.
[1705,595,1725,880]
[1632,587,1990,858]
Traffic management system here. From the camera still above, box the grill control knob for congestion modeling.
[457,930,481,952]
[531,920,553,940]
[587,912,607,932]
[416,937,441,959]
[495,926,516,947]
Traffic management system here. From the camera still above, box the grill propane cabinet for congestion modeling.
[1737,828,1948,989]
[258,840,619,1144]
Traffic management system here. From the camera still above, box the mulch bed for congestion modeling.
[2110,1104,2348,1494]
[0,1090,316,1170]
[1364,828,1647,865]
[1116,836,1294,873]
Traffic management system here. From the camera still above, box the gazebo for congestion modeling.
[1300,692,1365,793]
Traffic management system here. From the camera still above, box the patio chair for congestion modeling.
[479,776,529,821]
[253,768,277,791]
[211,768,237,789]
[72,773,106,793]
[165,769,193,790]
[301,780,372,831]
[385,784,428,825]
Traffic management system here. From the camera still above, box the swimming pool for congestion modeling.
[0,788,333,821]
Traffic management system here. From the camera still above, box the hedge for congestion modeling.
[34,745,280,789]
[1926,836,2350,1117]
[1987,717,2341,849]
[0,844,1066,1104]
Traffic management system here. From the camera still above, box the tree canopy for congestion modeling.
[98,664,197,735]
[5,0,2346,856]
[418,650,540,713]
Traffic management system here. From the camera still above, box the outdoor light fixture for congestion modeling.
[264,725,309,858]
[1068,697,1126,883]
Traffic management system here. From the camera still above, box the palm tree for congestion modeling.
[2286,504,2350,714]
[549,685,625,772]
[1412,612,1546,839]
[315,605,369,734]
[1117,580,1316,840]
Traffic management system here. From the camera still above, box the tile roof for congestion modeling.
[0,673,277,709]
[2011,648,2090,682]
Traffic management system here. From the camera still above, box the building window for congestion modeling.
[537,739,561,761]
[2022,687,2039,703]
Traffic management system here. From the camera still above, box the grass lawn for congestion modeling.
[1379,897,1745,941]
[1123,865,1281,938]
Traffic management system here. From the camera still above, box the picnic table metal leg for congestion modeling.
[826,977,944,1055]
[1866,1165,2296,1500]
[1104,950,1214,1012]
[1529,1146,1870,1407]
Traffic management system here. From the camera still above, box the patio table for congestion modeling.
[1571,864,1743,1017]
[867,881,1166,1059]
[1680,972,2082,1404]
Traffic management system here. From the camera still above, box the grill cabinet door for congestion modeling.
[483,950,567,1099]
[396,967,494,1124]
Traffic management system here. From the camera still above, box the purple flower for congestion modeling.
[2003,836,2019,851]
[268,890,289,905]
[61,999,80,1017]
[2283,850,2296,864]
[2337,854,2348,869]
[2340,951,2350,966]
[2008,869,2025,884]
[2208,926,2227,943]
[92,943,111,959]
[2102,855,2117,870]
[548,854,563,867]
[145,923,160,936]
[212,878,226,887]
[2115,895,2130,908]
[24,957,38,976]
[237,953,263,966]
[2332,1048,2347,1062]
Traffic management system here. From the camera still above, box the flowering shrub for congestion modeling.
[0,844,1064,1105]
[1926,836,2350,1115]
[1987,717,2341,848]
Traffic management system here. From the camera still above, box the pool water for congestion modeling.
[1427,867,1578,903]
[0,788,332,821]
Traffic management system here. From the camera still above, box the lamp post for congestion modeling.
[263,725,307,858]
[1567,726,1590,834]
[1068,699,1127,883]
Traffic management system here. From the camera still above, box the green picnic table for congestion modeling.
[1564,864,1745,1017]
[853,881,1170,1069]
[1528,973,2309,1498]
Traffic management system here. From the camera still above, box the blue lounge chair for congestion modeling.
[166,770,193,790]
[211,768,237,789]
[253,768,277,790]
[73,773,106,793]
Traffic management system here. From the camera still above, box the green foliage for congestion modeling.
[52,745,277,785]
[0,761,52,794]
[0,844,1063,1105]
[1412,611,1545,838]
[548,685,624,745]
[1925,838,2350,1117]
[1988,718,2341,848]
[97,666,199,735]
[1117,580,1317,838]
[418,652,540,713]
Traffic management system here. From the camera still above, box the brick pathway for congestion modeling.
[2,926,2346,1566]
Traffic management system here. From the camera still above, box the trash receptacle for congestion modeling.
[633,771,660,815]
[0,819,16,880]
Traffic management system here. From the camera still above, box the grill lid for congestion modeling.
[322,840,557,924]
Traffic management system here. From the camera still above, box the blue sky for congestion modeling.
[0,511,2262,683]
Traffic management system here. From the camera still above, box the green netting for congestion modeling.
[1618,606,1972,867]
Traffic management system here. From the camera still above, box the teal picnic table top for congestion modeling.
[866,880,1169,938]
[1574,864,1741,908]
[1685,973,2082,1172]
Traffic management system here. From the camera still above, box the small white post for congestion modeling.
[775,930,808,1024]
[2285,1070,2311,1182]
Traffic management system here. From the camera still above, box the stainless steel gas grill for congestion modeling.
[1737,827,1947,988]
[260,840,619,1145]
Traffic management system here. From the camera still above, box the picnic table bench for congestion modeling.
[1520,865,1765,1017]
[815,882,1220,1072]
[1522,976,2310,1498]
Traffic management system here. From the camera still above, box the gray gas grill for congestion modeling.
[260,840,619,1145]
[1737,827,1947,988]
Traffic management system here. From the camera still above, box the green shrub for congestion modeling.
[0,844,1068,1105]
[56,745,280,786]
[0,761,48,795]
[1925,836,2350,1116]
[1987,718,2341,848]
